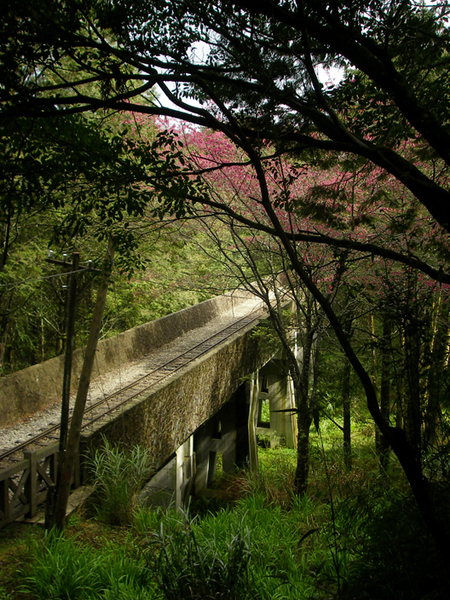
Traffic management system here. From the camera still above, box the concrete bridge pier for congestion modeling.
[139,435,195,509]
[194,383,249,497]
[192,355,298,499]
[141,356,297,509]
[255,355,298,449]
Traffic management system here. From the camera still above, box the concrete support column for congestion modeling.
[194,385,250,496]
[140,434,195,509]
[140,355,298,510]
[269,369,297,448]
[255,356,297,449]
[248,374,260,471]
[175,436,195,507]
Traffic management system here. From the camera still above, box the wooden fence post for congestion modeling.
[24,450,37,518]
[0,478,9,522]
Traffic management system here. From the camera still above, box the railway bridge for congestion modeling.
[0,291,297,526]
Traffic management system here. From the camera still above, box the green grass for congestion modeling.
[151,508,260,600]
[1,428,450,600]
[23,527,156,600]
[87,437,153,526]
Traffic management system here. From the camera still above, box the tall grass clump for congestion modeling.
[138,491,336,600]
[24,529,102,599]
[88,437,153,526]
[246,447,297,508]
[151,508,263,600]
[23,527,156,600]
[133,505,166,536]
[235,493,335,598]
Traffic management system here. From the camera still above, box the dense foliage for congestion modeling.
[0,110,236,373]
[2,443,450,600]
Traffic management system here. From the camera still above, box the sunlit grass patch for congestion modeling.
[23,527,156,600]
[246,447,297,509]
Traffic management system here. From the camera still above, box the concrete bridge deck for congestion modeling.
[0,292,265,452]
[0,290,298,521]
[0,290,261,430]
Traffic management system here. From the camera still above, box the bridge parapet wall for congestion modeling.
[0,290,255,428]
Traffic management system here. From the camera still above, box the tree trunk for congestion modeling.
[283,243,450,554]
[293,332,314,496]
[376,317,391,474]
[0,315,9,370]
[248,374,260,472]
[424,298,450,451]
[342,358,352,471]
[388,427,450,558]
[341,313,353,471]
[250,162,450,554]
[294,400,311,495]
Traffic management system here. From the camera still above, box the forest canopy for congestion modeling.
[2,0,450,229]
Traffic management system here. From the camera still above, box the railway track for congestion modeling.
[0,307,265,470]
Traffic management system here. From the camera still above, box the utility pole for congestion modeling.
[46,240,115,530]
[44,250,98,528]
[60,252,79,458]
[46,251,92,457]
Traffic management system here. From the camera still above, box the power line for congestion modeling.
[0,269,81,291]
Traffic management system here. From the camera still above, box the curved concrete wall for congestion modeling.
[0,290,255,428]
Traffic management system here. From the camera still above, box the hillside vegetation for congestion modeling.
[1,429,449,600]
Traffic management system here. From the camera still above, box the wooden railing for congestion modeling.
[0,444,79,529]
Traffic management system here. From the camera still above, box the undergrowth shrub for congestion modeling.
[133,505,166,536]
[150,509,263,600]
[235,493,332,598]
[335,486,450,600]
[24,528,103,599]
[20,434,450,600]
[189,469,249,518]
[139,493,334,599]
[88,437,153,526]
[0,587,13,600]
